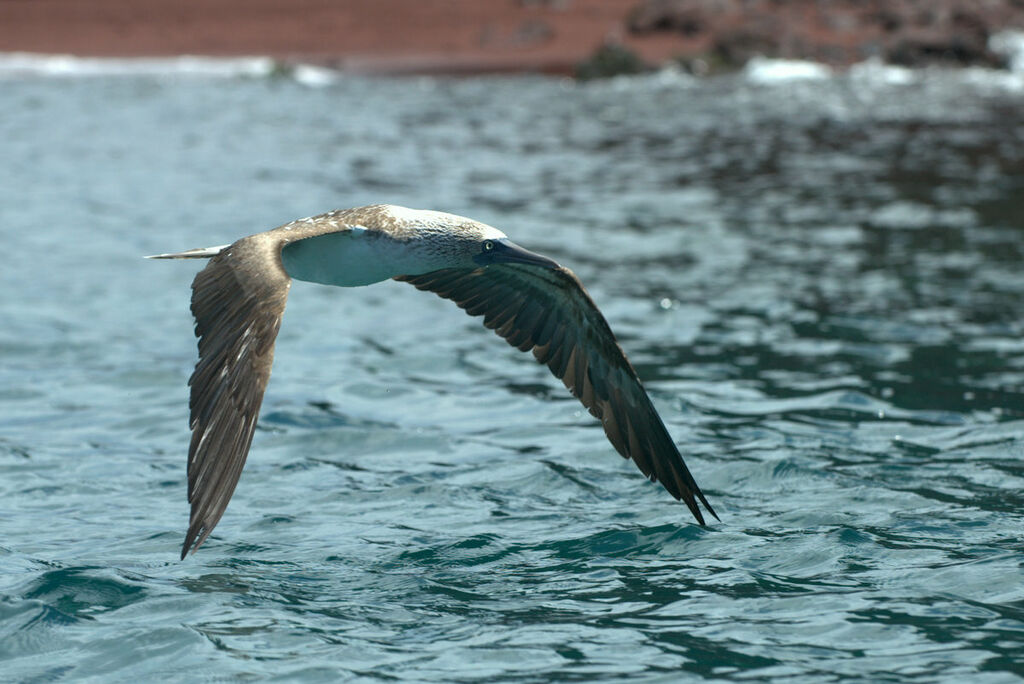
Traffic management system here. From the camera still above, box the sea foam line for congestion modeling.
[0,52,346,86]
[0,52,276,78]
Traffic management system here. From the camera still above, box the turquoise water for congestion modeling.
[1,62,1023,681]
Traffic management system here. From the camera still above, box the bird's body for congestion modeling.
[150,204,717,559]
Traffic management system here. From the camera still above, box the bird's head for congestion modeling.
[470,235,560,270]
[376,205,560,273]
[437,219,560,271]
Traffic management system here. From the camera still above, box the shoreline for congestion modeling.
[4,49,1023,85]
[2,0,1023,78]
[0,0,676,77]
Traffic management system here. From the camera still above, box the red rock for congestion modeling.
[1,0,1022,74]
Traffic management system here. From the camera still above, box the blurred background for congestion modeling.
[2,1,1023,682]
[3,0,1024,75]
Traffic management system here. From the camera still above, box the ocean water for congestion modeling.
[1,57,1023,682]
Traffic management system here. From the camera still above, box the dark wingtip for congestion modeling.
[684,496,707,526]
[679,485,719,527]
[695,489,720,524]
[180,523,205,560]
[706,503,721,523]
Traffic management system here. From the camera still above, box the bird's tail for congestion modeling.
[144,244,230,260]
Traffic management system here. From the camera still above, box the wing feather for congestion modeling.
[180,236,291,558]
[396,264,717,524]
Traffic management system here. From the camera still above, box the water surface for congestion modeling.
[1,61,1023,681]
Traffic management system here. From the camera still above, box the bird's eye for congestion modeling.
[483,240,495,251]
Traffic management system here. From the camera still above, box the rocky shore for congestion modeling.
[1,0,1023,75]
[629,0,1024,72]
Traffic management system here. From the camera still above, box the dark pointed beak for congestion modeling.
[476,239,560,269]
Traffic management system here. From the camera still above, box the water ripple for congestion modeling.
[1,69,1022,681]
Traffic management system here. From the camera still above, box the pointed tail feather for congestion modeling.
[145,244,230,260]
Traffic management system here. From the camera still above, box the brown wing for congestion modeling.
[395,264,717,524]
[181,236,291,558]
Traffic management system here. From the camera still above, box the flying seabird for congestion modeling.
[150,204,717,558]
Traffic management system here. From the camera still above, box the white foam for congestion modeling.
[0,52,276,78]
[991,30,1024,73]
[848,55,1024,93]
[960,66,1024,93]
[744,57,832,83]
[291,63,340,88]
[848,57,916,85]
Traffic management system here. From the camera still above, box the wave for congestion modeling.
[3,30,1024,91]
[991,29,1024,73]
[0,52,342,86]
[740,29,1024,88]
[0,52,275,77]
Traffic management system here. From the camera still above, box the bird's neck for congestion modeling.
[280,230,455,287]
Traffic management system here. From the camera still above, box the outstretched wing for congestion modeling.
[181,237,292,558]
[396,264,717,524]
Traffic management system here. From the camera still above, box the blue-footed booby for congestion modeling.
[149,204,717,558]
